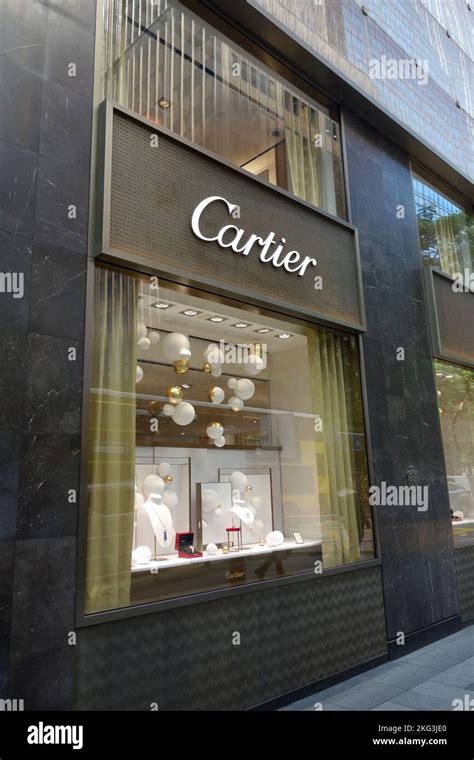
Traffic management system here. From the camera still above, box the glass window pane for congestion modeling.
[84,266,374,614]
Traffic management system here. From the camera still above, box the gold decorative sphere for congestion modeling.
[202,363,212,374]
[209,421,222,430]
[222,544,229,554]
[164,475,173,484]
[167,386,183,405]
[245,485,253,493]
[173,359,190,375]
[147,400,161,416]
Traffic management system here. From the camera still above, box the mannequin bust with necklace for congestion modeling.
[142,492,175,552]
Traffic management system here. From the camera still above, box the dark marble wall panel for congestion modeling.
[343,111,458,641]
[0,0,96,706]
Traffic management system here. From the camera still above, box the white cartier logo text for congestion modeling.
[191,196,317,277]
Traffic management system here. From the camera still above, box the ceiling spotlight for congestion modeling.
[158,96,171,109]
[181,384,190,390]
[154,302,170,310]
[234,322,250,329]
[256,328,271,334]
[209,316,225,323]
[182,309,200,317]
[277,333,292,340]
[445,374,454,379]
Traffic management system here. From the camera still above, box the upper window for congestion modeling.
[100,0,346,218]
[413,174,473,278]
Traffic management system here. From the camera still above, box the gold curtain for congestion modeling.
[435,215,462,275]
[307,328,362,567]
[85,268,138,614]
[285,103,321,208]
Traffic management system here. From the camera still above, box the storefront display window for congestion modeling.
[100,0,346,218]
[84,266,374,614]
[413,174,473,278]
[435,361,474,546]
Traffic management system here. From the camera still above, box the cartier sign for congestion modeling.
[100,102,365,330]
[191,196,318,278]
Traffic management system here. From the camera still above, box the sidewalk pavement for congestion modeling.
[280,624,474,711]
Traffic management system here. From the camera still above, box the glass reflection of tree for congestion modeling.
[437,366,474,470]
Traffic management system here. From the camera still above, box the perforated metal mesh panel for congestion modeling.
[434,272,474,366]
[105,110,363,327]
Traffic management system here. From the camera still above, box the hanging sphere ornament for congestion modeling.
[214,436,226,448]
[202,363,212,374]
[143,474,165,497]
[214,508,223,518]
[179,347,192,360]
[173,359,190,375]
[211,366,223,378]
[207,422,224,440]
[251,496,262,509]
[162,332,191,362]
[246,354,264,376]
[202,489,219,512]
[148,400,162,416]
[204,345,225,366]
[231,471,248,492]
[245,485,253,493]
[148,331,160,345]
[208,387,225,405]
[235,378,255,401]
[137,321,147,340]
[163,403,175,417]
[167,386,184,405]
[228,378,238,390]
[172,401,195,426]
[164,475,173,484]
[138,336,151,351]
[158,462,172,478]
[229,396,244,412]
[136,365,144,384]
[162,491,178,509]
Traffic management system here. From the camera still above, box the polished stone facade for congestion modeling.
[0,0,95,709]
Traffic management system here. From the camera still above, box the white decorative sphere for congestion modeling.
[179,347,192,360]
[246,355,264,376]
[210,387,225,405]
[254,520,264,532]
[235,378,255,400]
[133,546,152,565]
[207,423,224,440]
[202,489,219,512]
[229,396,244,412]
[136,365,144,384]
[158,462,172,478]
[137,321,147,339]
[134,492,145,510]
[162,333,191,362]
[163,403,174,417]
[227,378,238,390]
[231,471,248,492]
[206,543,218,556]
[143,474,165,497]
[211,366,223,378]
[148,331,160,345]
[214,436,226,448]
[214,508,223,518]
[162,491,178,509]
[172,401,195,426]
[204,345,225,366]
[266,530,284,547]
[138,337,151,351]
[251,496,262,509]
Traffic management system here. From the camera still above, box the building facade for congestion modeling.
[0,0,473,710]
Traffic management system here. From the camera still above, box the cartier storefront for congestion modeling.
[74,0,387,711]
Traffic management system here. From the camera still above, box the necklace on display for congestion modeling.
[144,495,173,548]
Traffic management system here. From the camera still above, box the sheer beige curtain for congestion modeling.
[435,216,462,275]
[307,328,361,567]
[85,268,138,614]
[285,103,321,208]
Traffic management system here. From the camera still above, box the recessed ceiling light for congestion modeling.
[277,333,292,340]
[154,302,171,310]
[182,309,200,317]
[256,328,271,334]
[234,322,250,329]
[209,316,225,323]
[445,374,454,379]
[158,96,171,109]
[181,384,190,390]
